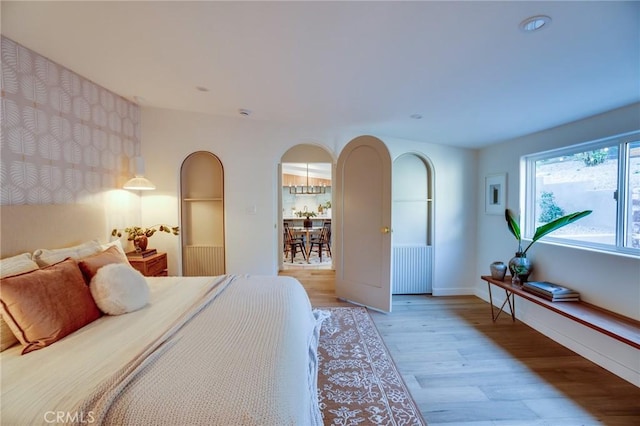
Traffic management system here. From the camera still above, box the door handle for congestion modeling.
[380,226,390,234]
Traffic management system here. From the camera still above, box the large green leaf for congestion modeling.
[505,209,521,241]
[523,210,592,253]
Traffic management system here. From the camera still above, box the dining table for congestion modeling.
[290,226,322,261]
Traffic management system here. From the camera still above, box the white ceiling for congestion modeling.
[2,1,638,148]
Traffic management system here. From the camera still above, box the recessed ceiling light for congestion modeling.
[195,86,209,92]
[238,108,251,116]
[519,15,551,32]
[410,113,423,120]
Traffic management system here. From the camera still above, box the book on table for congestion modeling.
[523,281,580,302]
[126,248,157,258]
[524,287,580,302]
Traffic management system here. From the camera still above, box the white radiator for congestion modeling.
[392,245,432,294]
[183,245,225,276]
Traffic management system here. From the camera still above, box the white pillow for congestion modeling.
[90,263,150,315]
[0,252,39,278]
[0,253,40,351]
[33,240,102,267]
[100,239,127,257]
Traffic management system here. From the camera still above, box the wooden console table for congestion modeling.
[481,275,640,349]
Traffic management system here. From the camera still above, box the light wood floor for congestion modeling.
[280,268,640,426]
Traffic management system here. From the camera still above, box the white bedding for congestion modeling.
[1,274,324,425]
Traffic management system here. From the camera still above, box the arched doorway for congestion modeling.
[279,144,334,270]
[392,153,434,294]
[180,151,225,276]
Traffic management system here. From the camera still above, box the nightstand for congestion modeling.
[127,252,168,277]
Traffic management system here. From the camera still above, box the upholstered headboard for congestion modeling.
[0,204,107,258]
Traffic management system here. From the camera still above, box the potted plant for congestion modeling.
[295,210,317,228]
[111,225,180,252]
[505,208,592,283]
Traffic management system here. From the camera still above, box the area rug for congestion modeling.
[317,307,426,425]
[284,251,332,267]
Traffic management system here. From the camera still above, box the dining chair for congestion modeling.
[309,222,331,261]
[284,225,307,262]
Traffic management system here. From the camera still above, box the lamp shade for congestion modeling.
[123,156,156,190]
[123,176,156,190]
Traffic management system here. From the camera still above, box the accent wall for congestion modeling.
[0,36,141,206]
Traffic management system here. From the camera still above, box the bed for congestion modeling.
[0,205,325,425]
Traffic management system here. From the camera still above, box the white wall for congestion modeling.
[475,102,640,385]
[140,107,337,274]
[140,107,478,296]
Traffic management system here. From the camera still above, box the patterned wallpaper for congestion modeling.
[0,36,140,205]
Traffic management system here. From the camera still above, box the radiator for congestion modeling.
[392,245,432,294]
[183,245,225,276]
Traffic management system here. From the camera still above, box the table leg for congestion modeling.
[502,289,516,322]
[487,282,516,322]
[487,282,495,319]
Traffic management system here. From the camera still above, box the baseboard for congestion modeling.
[432,287,476,296]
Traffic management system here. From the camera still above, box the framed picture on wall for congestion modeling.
[485,173,506,215]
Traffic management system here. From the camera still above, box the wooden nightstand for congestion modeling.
[127,252,168,277]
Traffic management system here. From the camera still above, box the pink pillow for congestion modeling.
[78,245,129,284]
[0,253,40,351]
[0,258,101,354]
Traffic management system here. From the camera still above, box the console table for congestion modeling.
[481,275,640,349]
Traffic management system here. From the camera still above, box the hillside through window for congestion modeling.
[524,131,639,256]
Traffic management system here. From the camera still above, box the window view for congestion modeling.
[525,131,639,255]
[626,141,640,249]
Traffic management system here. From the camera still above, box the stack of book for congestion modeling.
[523,281,580,302]
[126,248,157,258]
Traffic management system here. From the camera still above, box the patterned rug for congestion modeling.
[317,307,426,425]
[283,251,332,267]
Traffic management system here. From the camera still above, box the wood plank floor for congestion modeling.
[280,268,640,426]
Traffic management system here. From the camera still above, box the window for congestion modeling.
[524,131,639,256]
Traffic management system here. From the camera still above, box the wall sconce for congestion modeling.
[123,156,156,190]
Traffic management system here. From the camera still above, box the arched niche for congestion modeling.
[392,153,434,294]
[180,151,225,275]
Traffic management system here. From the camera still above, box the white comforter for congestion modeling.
[1,274,324,425]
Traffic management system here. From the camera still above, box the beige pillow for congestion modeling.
[32,240,102,267]
[78,245,129,283]
[0,253,40,351]
[0,258,102,354]
[0,253,39,278]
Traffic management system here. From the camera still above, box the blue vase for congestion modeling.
[508,252,532,284]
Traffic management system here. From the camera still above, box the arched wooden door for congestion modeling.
[180,151,225,276]
[335,136,392,312]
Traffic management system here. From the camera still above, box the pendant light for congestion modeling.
[123,156,156,190]
[289,163,326,195]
